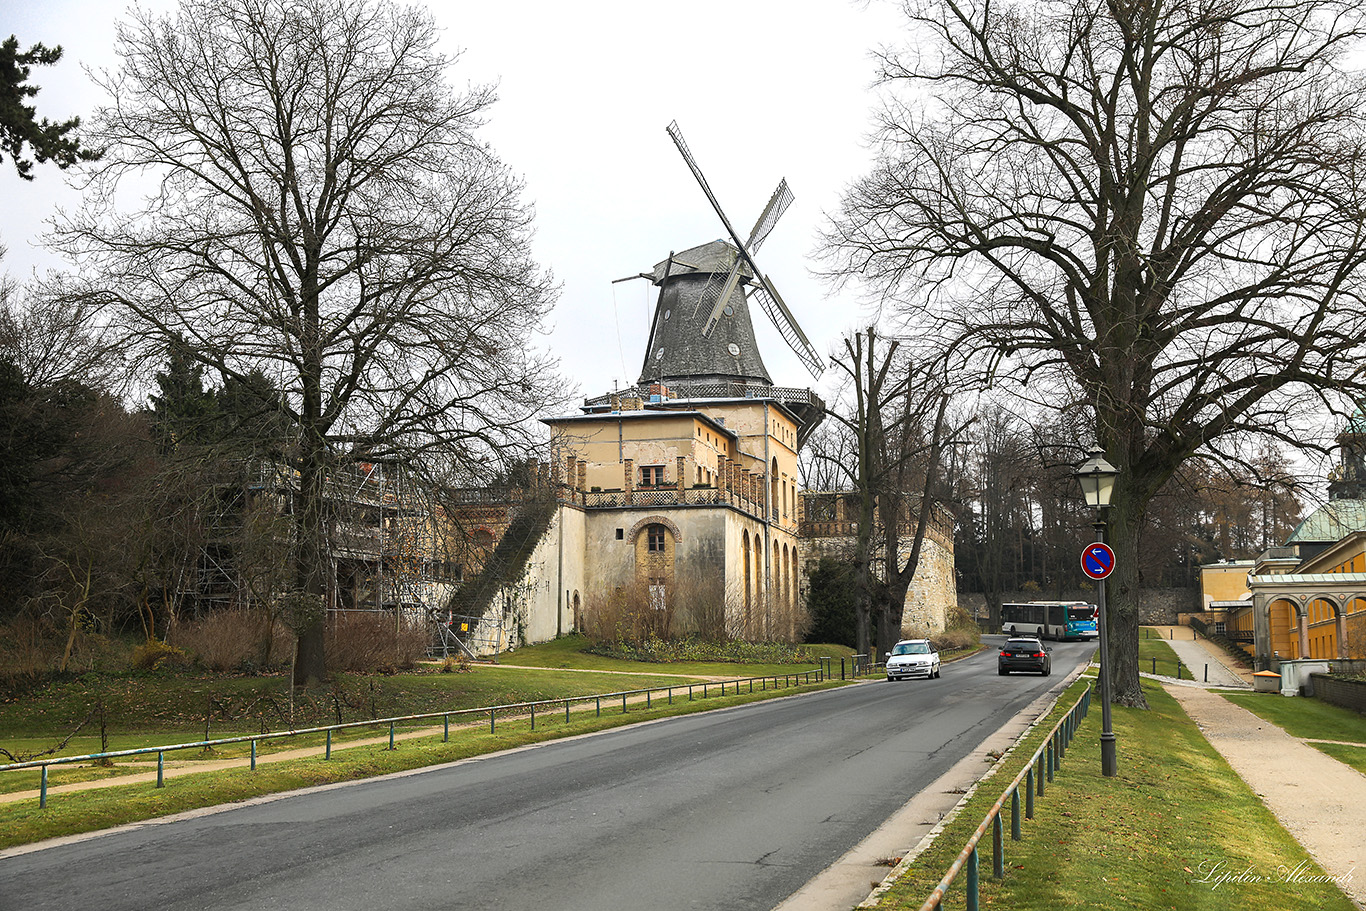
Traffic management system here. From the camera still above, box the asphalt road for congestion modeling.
[0,637,1093,911]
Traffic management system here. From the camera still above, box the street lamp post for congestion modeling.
[1076,449,1119,777]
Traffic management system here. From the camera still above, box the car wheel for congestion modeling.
[998,668,1008,676]
[934,666,941,679]
[886,675,894,682]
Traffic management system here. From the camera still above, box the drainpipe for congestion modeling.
[556,503,564,637]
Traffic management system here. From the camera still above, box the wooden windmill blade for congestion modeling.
[666,121,748,251]
[749,276,825,379]
[666,121,824,378]
[747,179,794,254]
[701,179,794,335]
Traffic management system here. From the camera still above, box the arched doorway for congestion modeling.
[1268,598,1301,659]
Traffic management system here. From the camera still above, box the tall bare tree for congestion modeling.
[826,328,962,659]
[956,405,1035,631]
[53,0,562,685]
[825,0,1366,706]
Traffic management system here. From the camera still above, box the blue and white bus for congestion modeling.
[1000,601,1098,641]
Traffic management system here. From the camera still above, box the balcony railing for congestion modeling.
[576,485,762,520]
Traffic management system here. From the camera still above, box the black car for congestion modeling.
[998,637,1051,676]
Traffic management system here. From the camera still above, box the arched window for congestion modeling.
[771,458,780,520]
[783,543,791,606]
[755,536,763,604]
[742,530,752,612]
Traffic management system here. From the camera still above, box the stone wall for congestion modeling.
[1310,674,1366,715]
[902,531,955,634]
[800,497,956,635]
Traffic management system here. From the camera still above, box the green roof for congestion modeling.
[1346,407,1366,435]
[1285,499,1366,544]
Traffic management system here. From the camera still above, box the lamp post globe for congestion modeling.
[1075,449,1118,509]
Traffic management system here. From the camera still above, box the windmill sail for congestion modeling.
[748,179,794,253]
[701,179,793,336]
[666,121,824,380]
[750,277,825,378]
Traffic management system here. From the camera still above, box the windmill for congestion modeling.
[630,122,825,388]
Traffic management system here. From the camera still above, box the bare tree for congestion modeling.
[825,0,1366,705]
[826,328,964,659]
[956,405,1035,630]
[53,0,563,685]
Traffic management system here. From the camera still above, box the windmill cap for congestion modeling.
[652,240,755,284]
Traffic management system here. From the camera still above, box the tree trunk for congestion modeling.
[984,589,1003,633]
[1104,484,1149,708]
[292,294,328,686]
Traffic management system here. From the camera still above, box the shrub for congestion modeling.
[130,638,192,671]
[327,611,431,673]
[438,653,471,674]
[585,634,822,665]
[0,615,61,692]
[804,558,858,648]
[933,626,980,651]
[170,608,293,672]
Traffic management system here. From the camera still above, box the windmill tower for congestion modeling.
[635,122,824,390]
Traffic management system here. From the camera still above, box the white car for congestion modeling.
[885,639,941,680]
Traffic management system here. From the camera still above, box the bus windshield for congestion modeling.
[1068,605,1096,621]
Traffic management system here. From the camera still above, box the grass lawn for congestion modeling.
[1221,691,1366,743]
[1312,742,1366,776]
[0,674,842,849]
[0,665,703,755]
[871,679,1356,911]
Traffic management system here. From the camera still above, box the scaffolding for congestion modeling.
[186,458,452,633]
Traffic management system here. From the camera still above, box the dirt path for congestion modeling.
[0,722,453,806]
[1165,684,1365,910]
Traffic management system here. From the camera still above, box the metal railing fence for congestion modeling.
[913,682,1093,911]
[1,668,830,808]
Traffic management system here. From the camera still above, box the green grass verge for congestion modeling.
[1221,691,1366,743]
[0,676,845,849]
[1138,637,1194,680]
[872,679,1356,911]
[0,664,709,740]
[1312,742,1366,776]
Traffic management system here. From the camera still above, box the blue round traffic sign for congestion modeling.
[1081,543,1115,580]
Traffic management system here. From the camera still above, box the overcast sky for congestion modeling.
[4,0,907,407]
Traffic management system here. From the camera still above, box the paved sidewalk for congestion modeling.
[1147,626,1251,688]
